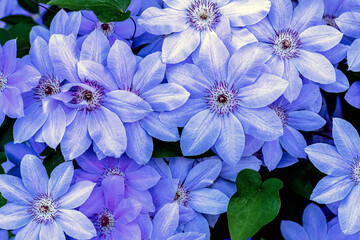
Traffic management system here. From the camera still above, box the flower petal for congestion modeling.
[189,188,229,214]
[336,12,360,38]
[0,204,30,229]
[281,220,309,240]
[48,161,74,199]
[58,181,95,209]
[140,112,180,141]
[21,154,48,196]
[39,223,65,240]
[152,202,179,240]
[268,0,292,31]
[42,104,66,149]
[338,185,360,234]
[300,25,343,52]
[302,203,327,240]
[15,220,41,240]
[287,110,326,131]
[290,0,324,33]
[279,126,307,158]
[333,118,360,161]
[80,29,110,65]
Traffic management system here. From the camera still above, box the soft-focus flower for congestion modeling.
[73,150,160,213]
[0,154,96,239]
[138,0,271,63]
[305,118,360,234]
[281,203,360,240]
[248,0,343,101]
[161,41,288,165]
[0,39,41,125]
[80,178,143,240]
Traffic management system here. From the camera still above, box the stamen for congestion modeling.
[323,14,340,30]
[350,158,360,184]
[96,22,114,36]
[270,28,302,59]
[203,81,240,116]
[71,80,105,111]
[173,184,190,206]
[95,208,115,235]
[0,72,8,92]
[33,75,61,101]
[102,167,125,178]
[186,0,222,31]
[269,103,288,126]
[27,194,60,224]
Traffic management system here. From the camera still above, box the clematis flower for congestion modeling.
[281,203,360,240]
[248,0,343,102]
[0,39,41,125]
[73,150,160,213]
[138,0,271,63]
[149,157,229,238]
[49,30,189,162]
[161,41,288,165]
[305,118,360,234]
[345,81,360,109]
[0,154,96,240]
[79,176,143,239]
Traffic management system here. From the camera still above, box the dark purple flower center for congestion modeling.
[97,22,114,36]
[350,159,360,184]
[33,75,61,101]
[0,72,8,92]
[186,0,222,31]
[269,103,288,126]
[173,184,190,206]
[95,209,115,235]
[323,14,340,30]
[71,80,105,111]
[270,28,302,59]
[204,81,240,116]
[28,194,60,224]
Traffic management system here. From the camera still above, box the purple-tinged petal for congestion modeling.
[302,203,327,240]
[162,27,200,64]
[189,188,229,214]
[300,25,343,52]
[263,140,283,171]
[320,68,349,93]
[286,84,320,111]
[347,39,360,71]
[125,187,155,213]
[268,0,293,32]
[338,185,360,234]
[49,34,79,82]
[227,42,270,89]
[21,155,48,196]
[1,86,24,118]
[333,118,360,160]
[305,143,352,176]
[233,106,283,141]
[345,81,360,108]
[102,175,124,210]
[1,39,16,75]
[247,18,275,43]
[42,104,66,149]
[183,214,210,239]
[336,12,360,38]
[132,52,166,93]
[124,122,153,165]
[49,9,68,35]
[75,150,104,174]
[114,222,142,240]
[80,29,110,65]
[56,209,96,239]
[287,110,326,131]
[292,50,336,84]
[168,157,194,183]
[290,0,324,34]
[183,158,221,191]
[220,0,271,27]
[221,155,262,181]
[0,175,32,204]
[0,204,30,229]
[39,222,65,240]
[88,108,126,158]
[29,26,50,44]
[126,166,161,191]
[321,43,348,65]
[13,102,48,143]
[58,181,95,209]
[181,110,221,156]
[311,175,354,204]
[142,83,190,111]
[78,187,104,216]
[29,37,53,76]
[138,7,188,35]
[48,161,74,199]
[115,198,142,224]
[107,40,136,89]
[140,112,180,141]
[15,220,41,240]
[281,220,309,240]
[150,178,178,207]
[168,232,206,240]
[60,111,92,160]
[103,90,152,123]
[152,202,179,240]
[279,126,307,158]
[214,113,245,166]
[283,58,302,102]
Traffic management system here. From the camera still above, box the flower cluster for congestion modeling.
[1,0,360,238]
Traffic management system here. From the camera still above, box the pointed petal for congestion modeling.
[338,185,360,234]
[59,181,95,209]
[140,112,180,141]
[0,204,30,229]
[21,154,48,196]
[302,203,327,240]
[290,0,324,33]
[80,29,110,65]
[48,161,74,199]
[152,202,179,240]
[189,188,229,214]
[42,104,66,149]
[300,25,343,52]
[287,110,326,131]
[333,118,360,160]
[263,140,283,171]
[0,175,32,204]
[281,221,309,240]
[15,220,41,240]
[279,126,307,158]
[268,0,292,32]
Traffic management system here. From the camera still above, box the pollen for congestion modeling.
[173,184,190,206]
[0,72,8,92]
[95,208,115,235]
[186,0,222,31]
[350,158,360,184]
[270,28,302,59]
[27,194,60,224]
[72,80,105,111]
[269,103,288,126]
[33,75,61,101]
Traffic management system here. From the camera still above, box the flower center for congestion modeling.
[173,184,190,206]
[96,22,114,36]
[33,75,61,101]
[95,209,115,235]
[350,159,360,184]
[270,28,302,59]
[204,82,240,116]
[269,103,288,125]
[71,80,105,111]
[323,14,339,30]
[28,194,60,224]
[102,167,125,178]
[186,0,222,31]
[0,72,7,92]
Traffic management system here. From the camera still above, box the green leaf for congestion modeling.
[228,169,283,240]
[18,0,40,14]
[285,168,313,199]
[0,15,36,25]
[152,140,182,158]
[0,28,11,45]
[0,192,7,208]
[8,22,36,57]
[47,0,131,22]
[0,152,6,164]
[42,147,65,176]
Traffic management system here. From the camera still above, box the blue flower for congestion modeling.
[281,203,360,240]
[79,177,143,239]
[305,118,360,234]
[0,39,41,125]
[161,41,288,165]
[345,81,360,109]
[138,0,271,63]
[0,154,96,239]
[73,150,161,213]
[149,157,229,238]
[248,0,343,102]
[49,30,189,162]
